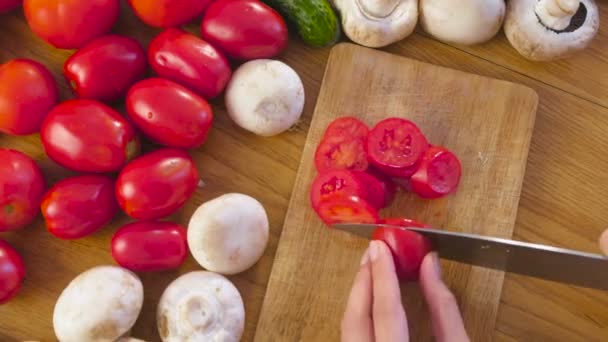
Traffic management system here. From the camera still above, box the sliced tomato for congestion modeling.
[367,168,397,207]
[376,217,432,281]
[314,195,378,225]
[374,161,420,179]
[310,170,367,210]
[410,146,462,199]
[351,171,387,209]
[314,117,369,172]
[367,118,428,171]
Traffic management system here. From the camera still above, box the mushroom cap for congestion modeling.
[334,0,418,48]
[225,59,305,137]
[188,193,269,275]
[53,266,144,342]
[504,0,599,61]
[420,0,506,45]
[157,271,245,342]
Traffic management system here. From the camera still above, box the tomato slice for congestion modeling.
[310,170,368,210]
[351,171,387,209]
[373,161,420,179]
[314,195,379,225]
[380,217,429,228]
[372,225,432,281]
[367,118,429,170]
[314,117,369,172]
[410,146,462,199]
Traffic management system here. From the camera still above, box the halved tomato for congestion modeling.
[367,118,428,172]
[310,170,367,210]
[373,220,432,281]
[410,146,462,199]
[314,195,378,225]
[314,117,369,172]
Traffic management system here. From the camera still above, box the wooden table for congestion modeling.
[1,3,608,341]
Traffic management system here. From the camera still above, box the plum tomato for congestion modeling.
[24,0,119,49]
[310,170,368,210]
[126,78,214,149]
[314,118,370,172]
[372,223,432,281]
[201,0,288,60]
[314,195,378,225]
[148,28,231,100]
[0,240,26,304]
[0,149,45,232]
[410,146,462,199]
[41,99,140,173]
[0,0,21,13]
[111,221,188,272]
[367,168,397,207]
[41,175,117,239]
[64,35,147,102]
[115,148,199,220]
[128,0,212,28]
[367,118,429,173]
[0,59,58,135]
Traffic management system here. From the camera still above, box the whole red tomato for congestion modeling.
[0,149,46,232]
[115,148,199,220]
[201,0,288,60]
[128,0,212,28]
[0,59,58,135]
[126,78,213,149]
[64,35,147,102]
[0,0,21,13]
[41,175,118,239]
[148,28,231,99]
[111,221,188,272]
[41,99,140,173]
[24,0,119,49]
[0,240,26,304]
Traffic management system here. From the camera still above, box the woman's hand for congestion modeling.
[600,229,608,255]
[341,240,470,342]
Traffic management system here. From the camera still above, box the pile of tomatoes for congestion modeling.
[0,0,289,304]
[310,116,462,280]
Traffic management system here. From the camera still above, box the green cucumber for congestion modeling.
[264,0,341,47]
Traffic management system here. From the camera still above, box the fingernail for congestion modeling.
[369,241,380,262]
[360,248,370,266]
[430,252,442,278]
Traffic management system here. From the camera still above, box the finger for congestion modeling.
[369,240,408,342]
[419,252,470,342]
[599,229,608,256]
[341,248,374,342]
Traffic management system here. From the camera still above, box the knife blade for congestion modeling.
[333,223,608,291]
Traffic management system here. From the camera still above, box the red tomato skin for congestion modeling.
[310,170,368,210]
[0,59,58,135]
[410,146,462,199]
[41,99,140,173]
[0,0,21,13]
[126,78,214,149]
[24,0,119,49]
[372,226,432,281]
[115,148,199,220]
[128,0,212,28]
[0,240,26,304]
[148,28,232,99]
[64,35,147,102]
[201,0,288,60]
[41,175,117,239]
[351,171,387,209]
[0,149,46,232]
[315,195,379,225]
[323,117,369,139]
[367,168,397,207]
[111,221,188,272]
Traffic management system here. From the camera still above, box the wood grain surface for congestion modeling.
[255,43,538,341]
[1,2,608,341]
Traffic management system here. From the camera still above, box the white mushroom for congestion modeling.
[225,59,305,137]
[333,0,418,47]
[188,193,269,275]
[157,271,245,342]
[420,0,506,45]
[53,266,144,342]
[504,0,600,61]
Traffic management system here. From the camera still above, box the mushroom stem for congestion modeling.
[535,0,580,30]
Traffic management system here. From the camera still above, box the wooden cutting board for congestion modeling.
[254,43,538,341]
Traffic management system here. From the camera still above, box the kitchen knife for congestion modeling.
[333,223,608,291]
